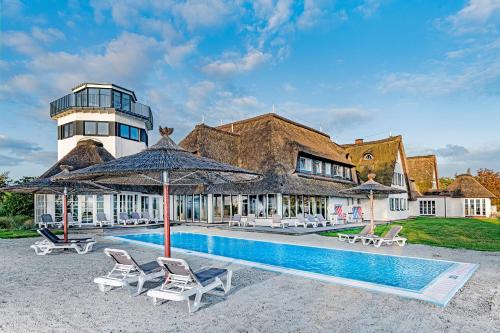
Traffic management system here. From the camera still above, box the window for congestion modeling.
[88,88,99,106]
[282,195,290,218]
[241,195,248,217]
[130,127,139,141]
[97,122,109,136]
[84,121,108,136]
[299,157,312,172]
[290,195,297,217]
[257,194,266,217]
[100,89,111,106]
[344,167,352,180]
[389,198,394,211]
[62,122,74,138]
[113,91,122,109]
[213,194,222,221]
[141,196,149,213]
[200,195,208,221]
[267,194,276,216]
[325,163,332,176]
[223,195,231,219]
[419,200,436,215]
[122,94,131,112]
[186,195,193,221]
[140,129,148,145]
[249,195,257,215]
[35,194,47,223]
[464,198,486,216]
[364,153,373,160]
[119,124,130,138]
[96,194,104,213]
[313,161,322,175]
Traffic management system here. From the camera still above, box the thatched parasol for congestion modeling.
[54,126,262,256]
[340,173,406,233]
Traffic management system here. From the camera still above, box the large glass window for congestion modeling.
[303,196,310,214]
[141,196,149,213]
[96,194,104,213]
[119,124,130,139]
[241,195,248,217]
[35,194,47,223]
[200,195,208,221]
[249,195,257,215]
[130,127,139,141]
[267,194,276,216]
[282,195,290,218]
[62,122,74,139]
[81,195,94,223]
[325,163,332,176]
[297,195,303,215]
[186,195,193,221]
[231,195,239,217]
[419,200,435,215]
[257,195,266,218]
[193,195,200,221]
[113,91,122,109]
[54,195,63,222]
[290,195,297,217]
[97,122,109,136]
[84,121,97,135]
[299,157,312,172]
[88,88,99,106]
[213,194,222,222]
[100,89,111,106]
[313,161,322,175]
[122,94,131,112]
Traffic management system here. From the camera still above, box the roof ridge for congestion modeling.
[196,123,241,137]
[217,113,330,138]
[341,135,402,147]
[407,154,436,159]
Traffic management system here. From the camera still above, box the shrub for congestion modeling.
[0,215,35,230]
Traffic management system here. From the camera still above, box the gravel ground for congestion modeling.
[0,226,498,333]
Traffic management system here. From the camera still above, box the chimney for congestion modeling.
[355,138,364,145]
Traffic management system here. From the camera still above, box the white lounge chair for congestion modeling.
[38,214,57,228]
[338,224,373,243]
[315,214,332,226]
[96,212,114,227]
[131,212,149,225]
[30,228,95,255]
[307,214,325,227]
[118,212,132,225]
[141,212,157,224]
[363,226,407,247]
[67,213,81,228]
[295,214,316,228]
[94,248,164,296]
[228,214,242,227]
[271,214,289,228]
[147,257,232,313]
[242,214,256,227]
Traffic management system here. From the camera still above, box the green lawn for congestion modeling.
[321,217,500,252]
[0,229,63,239]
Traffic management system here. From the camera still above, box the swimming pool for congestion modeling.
[113,232,477,306]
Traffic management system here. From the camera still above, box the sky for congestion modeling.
[0,0,499,180]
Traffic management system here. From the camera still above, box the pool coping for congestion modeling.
[108,232,479,307]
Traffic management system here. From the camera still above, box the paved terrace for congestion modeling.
[0,226,498,333]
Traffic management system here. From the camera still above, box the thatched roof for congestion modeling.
[444,174,496,198]
[179,113,357,196]
[342,136,411,188]
[55,127,261,186]
[340,174,406,196]
[41,139,115,178]
[407,155,439,193]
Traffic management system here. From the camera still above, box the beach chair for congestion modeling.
[333,205,347,224]
[228,214,242,227]
[337,224,373,243]
[348,206,364,223]
[315,214,332,226]
[94,248,164,296]
[147,257,232,313]
[67,213,81,228]
[30,228,95,255]
[270,214,289,228]
[307,214,325,227]
[96,212,114,227]
[130,212,149,225]
[142,211,157,224]
[242,214,256,227]
[295,214,316,228]
[39,214,57,228]
[118,212,132,225]
[363,226,407,247]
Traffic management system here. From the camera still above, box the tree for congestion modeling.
[0,175,35,217]
[439,177,454,189]
[0,172,8,201]
[476,169,500,206]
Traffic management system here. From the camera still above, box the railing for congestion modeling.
[50,93,153,130]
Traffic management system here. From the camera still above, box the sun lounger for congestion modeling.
[271,214,289,228]
[30,228,95,255]
[362,226,407,247]
[307,214,325,227]
[295,213,316,228]
[315,214,332,226]
[141,211,157,224]
[228,214,242,227]
[67,213,81,228]
[130,212,149,225]
[96,212,114,227]
[147,257,232,313]
[38,214,58,228]
[94,248,164,296]
[242,214,256,227]
[118,212,132,225]
[337,224,373,243]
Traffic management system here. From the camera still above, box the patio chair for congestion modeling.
[337,224,373,243]
[131,212,149,225]
[363,226,407,247]
[315,214,332,226]
[147,257,232,313]
[39,214,57,228]
[333,205,347,224]
[295,214,316,228]
[94,248,164,296]
[67,213,81,228]
[242,214,256,227]
[307,214,325,227]
[228,214,242,227]
[96,212,114,227]
[141,211,157,224]
[270,214,289,228]
[118,212,132,225]
[30,228,95,255]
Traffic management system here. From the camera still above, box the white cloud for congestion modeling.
[282,83,296,92]
[172,0,234,30]
[202,50,270,77]
[165,39,198,67]
[440,0,500,34]
[355,0,381,18]
[31,26,65,43]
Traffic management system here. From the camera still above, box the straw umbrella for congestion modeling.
[340,173,406,233]
[54,126,262,257]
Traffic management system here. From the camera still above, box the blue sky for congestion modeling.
[1,0,499,179]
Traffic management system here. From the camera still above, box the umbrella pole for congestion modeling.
[63,187,68,242]
[163,172,171,257]
[369,190,374,234]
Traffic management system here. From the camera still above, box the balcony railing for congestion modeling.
[50,93,153,130]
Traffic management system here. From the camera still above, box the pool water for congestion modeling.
[116,232,456,292]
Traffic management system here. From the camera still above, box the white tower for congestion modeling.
[50,83,153,159]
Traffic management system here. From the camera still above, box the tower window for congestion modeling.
[364,153,374,160]
[84,121,109,136]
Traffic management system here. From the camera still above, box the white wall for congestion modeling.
[411,197,492,218]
